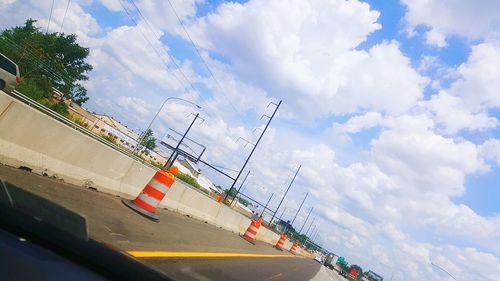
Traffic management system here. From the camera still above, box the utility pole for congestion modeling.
[278,206,287,221]
[165,113,200,168]
[305,216,316,236]
[270,165,301,223]
[311,227,318,241]
[259,193,274,218]
[308,224,316,238]
[291,192,309,226]
[299,207,314,233]
[229,170,251,205]
[224,101,282,201]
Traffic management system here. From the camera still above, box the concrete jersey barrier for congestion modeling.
[0,90,299,252]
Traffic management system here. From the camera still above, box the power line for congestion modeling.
[60,0,72,33]
[46,0,55,33]
[127,1,195,91]
[119,0,217,120]
[0,37,74,86]
[166,0,241,118]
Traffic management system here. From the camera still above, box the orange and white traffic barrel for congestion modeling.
[242,218,262,244]
[122,166,179,221]
[290,242,299,254]
[275,233,287,250]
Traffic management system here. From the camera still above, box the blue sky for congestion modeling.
[2,0,500,280]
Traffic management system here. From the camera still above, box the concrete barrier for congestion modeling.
[0,91,155,197]
[0,91,291,249]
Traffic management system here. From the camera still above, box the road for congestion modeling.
[308,265,349,281]
[0,164,324,281]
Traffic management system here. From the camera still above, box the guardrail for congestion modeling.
[8,90,158,171]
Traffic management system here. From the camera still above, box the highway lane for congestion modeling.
[140,256,321,281]
[0,164,325,280]
[323,267,348,281]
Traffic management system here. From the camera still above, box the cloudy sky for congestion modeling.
[2,0,500,280]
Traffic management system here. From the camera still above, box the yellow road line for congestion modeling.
[126,251,304,259]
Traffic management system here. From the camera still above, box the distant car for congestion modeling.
[0,52,21,93]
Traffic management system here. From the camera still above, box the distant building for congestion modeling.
[54,89,167,166]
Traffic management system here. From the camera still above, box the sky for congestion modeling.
[1,0,500,280]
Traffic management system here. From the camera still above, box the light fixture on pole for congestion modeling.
[135,97,201,154]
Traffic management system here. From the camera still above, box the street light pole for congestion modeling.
[299,206,314,233]
[291,192,309,226]
[135,97,201,154]
[223,100,282,201]
[270,164,301,224]
[165,112,201,168]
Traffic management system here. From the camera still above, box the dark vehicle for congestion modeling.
[324,253,336,269]
[339,269,348,277]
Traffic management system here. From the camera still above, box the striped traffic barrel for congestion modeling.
[242,218,262,243]
[122,166,179,221]
[276,233,287,250]
[290,242,299,254]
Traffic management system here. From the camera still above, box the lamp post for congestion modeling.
[135,97,201,154]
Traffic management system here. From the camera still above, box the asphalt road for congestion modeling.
[0,164,323,281]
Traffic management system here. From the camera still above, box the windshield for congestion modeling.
[0,1,499,281]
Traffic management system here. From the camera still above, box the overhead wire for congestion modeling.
[125,0,216,118]
[60,0,72,33]
[117,0,191,96]
[0,36,75,86]
[165,0,244,121]
[46,0,55,33]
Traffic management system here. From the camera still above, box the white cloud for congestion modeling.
[100,0,122,12]
[116,96,152,121]
[424,92,498,134]
[373,120,487,197]
[479,139,500,165]
[134,0,200,33]
[420,42,500,134]
[2,1,500,280]
[401,0,500,46]
[450,42,500,111]
[0,0,101,43]
[186,0,428,120]
[330,111,383,142]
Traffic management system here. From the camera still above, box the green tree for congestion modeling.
[140,129,157,153]
[0,19,93,107]
[176,172,208,194]
[224,187,238,198]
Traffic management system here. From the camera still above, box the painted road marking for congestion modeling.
[126,251,306,259]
